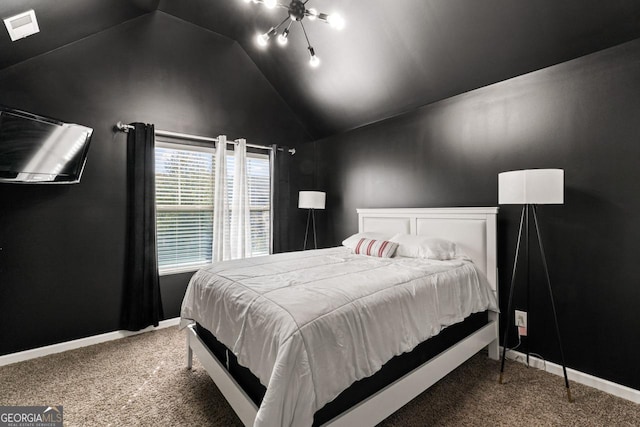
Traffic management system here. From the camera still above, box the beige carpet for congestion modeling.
[1,326,638,426]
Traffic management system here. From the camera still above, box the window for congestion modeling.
[155,141,271,274]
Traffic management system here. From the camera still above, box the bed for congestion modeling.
[181,207,499,426]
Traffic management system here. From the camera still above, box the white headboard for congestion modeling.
[357,207,498,295]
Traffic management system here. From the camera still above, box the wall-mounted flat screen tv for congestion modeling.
[0,106,93,184]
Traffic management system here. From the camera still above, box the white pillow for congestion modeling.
[342,232,392,250]
[389,233,458,260]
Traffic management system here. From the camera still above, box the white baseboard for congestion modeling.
[0,317,180,367]
[501,347,640,404]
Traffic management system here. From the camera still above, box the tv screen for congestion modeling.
[0,106,93,184]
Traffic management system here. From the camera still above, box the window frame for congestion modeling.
[154,138,272,276]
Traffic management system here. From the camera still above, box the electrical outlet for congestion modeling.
[515,310,527,328]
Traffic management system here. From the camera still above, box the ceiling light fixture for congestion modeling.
[247,0,344,68]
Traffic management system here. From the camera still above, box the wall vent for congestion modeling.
[4,10,40,42]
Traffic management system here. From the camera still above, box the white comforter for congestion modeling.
[180,247,498,427]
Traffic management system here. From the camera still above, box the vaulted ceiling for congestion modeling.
[2,0,640,139]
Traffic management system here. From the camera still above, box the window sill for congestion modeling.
[159,264,207,277]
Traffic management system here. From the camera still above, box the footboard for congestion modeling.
[186,316,498,427]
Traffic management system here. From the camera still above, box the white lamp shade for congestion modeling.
[498,169,564,205]
[298,191,326,209]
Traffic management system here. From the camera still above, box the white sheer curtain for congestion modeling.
[213,136,251,261]
[230,139,251,259]
[212,135,230,261]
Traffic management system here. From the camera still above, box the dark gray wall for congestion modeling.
[0,11,310,355]
[308,38,640,390]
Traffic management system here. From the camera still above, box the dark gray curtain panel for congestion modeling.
[121,122,163,331]
[271,145,293,254]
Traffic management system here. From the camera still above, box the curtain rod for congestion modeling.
[115,121,296,155]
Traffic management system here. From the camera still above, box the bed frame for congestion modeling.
[186,207,499,426]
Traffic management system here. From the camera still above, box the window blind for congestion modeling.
[247,156,271,256]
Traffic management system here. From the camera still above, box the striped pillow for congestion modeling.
[353,238,398,258]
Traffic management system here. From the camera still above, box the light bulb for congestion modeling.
[308,47,320,68]
[264,0,277,8]
[327,13,345,30]
[257,27,277,47]
[277,28,289,46]
[256,33,269,47]
[307,8,317,21]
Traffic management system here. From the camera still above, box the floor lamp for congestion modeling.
[299,191,325,250]
[498,169,573,402]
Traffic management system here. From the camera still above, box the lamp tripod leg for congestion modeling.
[312,209,317,249]
[303,209,311,250]
[500,205,527,384]
[531,205,573,402]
